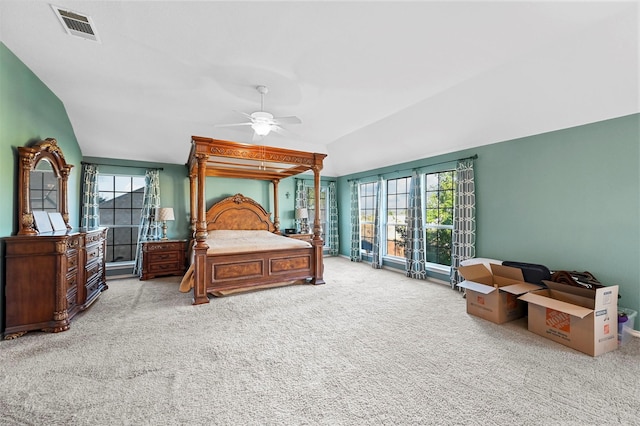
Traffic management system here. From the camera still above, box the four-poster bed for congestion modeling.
[183,136,327,305]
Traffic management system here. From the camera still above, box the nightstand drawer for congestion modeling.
[148,262,182,274]
[148,251,182,263]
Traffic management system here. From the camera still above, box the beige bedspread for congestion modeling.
[179,230,311,292]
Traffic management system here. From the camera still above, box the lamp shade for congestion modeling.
[158,207,175,221]
[295,208,308,220]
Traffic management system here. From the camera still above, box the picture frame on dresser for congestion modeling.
[2,138,108,339]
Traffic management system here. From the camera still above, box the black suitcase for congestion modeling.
[502,261,551,285]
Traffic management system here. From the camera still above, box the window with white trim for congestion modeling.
[98,175,145,263]
[424,171,454,266]
[358,181,377,254]
[386,177,410,258]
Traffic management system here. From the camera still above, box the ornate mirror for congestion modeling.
[17,138,73,235]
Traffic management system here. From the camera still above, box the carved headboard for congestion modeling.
[205,194,275,232]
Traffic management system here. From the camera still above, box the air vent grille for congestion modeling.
[51,4,100,42]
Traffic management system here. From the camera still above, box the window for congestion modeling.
[386,177,410,258]
[424,171,454,266]
[98,175,145,263]
[359,182,377,254]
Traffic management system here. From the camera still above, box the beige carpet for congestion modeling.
[1,256,639,425]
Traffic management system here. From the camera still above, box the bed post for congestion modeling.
[189,171,197,238]
[272,179,280,234]
[311,156,325,285]
[192,152,210,305]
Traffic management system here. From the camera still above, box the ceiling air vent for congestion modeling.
[51,4,100,42]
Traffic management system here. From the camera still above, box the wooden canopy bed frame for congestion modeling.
[185,136,327,305]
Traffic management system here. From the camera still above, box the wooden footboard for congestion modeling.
[206,247,315,294]
[188,193,325,304]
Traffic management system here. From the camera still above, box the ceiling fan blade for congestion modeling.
[270,125,289,135]
[273,116,302,125]
[233,110,255,120]
[213,122,253,128]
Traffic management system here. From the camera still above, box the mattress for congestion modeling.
[205,230,311,254]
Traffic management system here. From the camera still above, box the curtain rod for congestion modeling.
[81,161,163,171]
[347,154,477,182]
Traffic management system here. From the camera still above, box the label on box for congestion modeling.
[546,308,570,333]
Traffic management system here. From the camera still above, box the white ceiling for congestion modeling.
[1,1,638,177]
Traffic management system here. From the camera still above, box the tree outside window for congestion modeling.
[386,177,410,258]
[425,171,454,266]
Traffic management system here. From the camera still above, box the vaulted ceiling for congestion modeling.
[1,1,638,176]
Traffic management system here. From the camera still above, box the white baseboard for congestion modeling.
[626,328,640,338]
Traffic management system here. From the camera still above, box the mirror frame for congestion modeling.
[17,138,73,235]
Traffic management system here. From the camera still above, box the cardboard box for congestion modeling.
[457,264,543,324]
[518,281,618,356]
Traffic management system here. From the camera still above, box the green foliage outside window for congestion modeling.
[425,171,454,265]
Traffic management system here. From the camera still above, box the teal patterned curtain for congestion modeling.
[327,181,339,256]
[371,178,382,269]
[80,163,100,229]
[450,159,476,289]
[349,180,361,262]
[405,170,427,279]
[133,169,161,276]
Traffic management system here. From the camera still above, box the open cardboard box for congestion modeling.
[457,264,543,324]
[518,281,618,356]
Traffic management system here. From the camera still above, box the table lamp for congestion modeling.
[158,207,175,240]
[295,207,309,233]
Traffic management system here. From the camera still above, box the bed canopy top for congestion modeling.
[187,136,326,181]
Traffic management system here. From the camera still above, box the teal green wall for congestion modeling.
[0,43,84,235]
[338,114,640,320]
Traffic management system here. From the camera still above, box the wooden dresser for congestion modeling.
[140,239,187,280]
[3,227,108,339]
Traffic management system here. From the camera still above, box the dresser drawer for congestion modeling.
[66,270,78,292]
[85,261,102,283]
[67,252,79,273]
[66,286,78,311]
[85,275,100,297]
[85,244,103,264]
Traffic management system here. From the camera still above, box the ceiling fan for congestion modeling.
[215,85,302,141]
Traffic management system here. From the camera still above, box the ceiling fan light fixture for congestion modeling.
[251,121,272,136]
[250,111,274,136]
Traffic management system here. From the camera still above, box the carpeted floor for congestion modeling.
[1,256,639,425]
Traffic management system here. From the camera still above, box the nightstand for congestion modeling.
[140,240,187,280]
[287,233,313,244]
